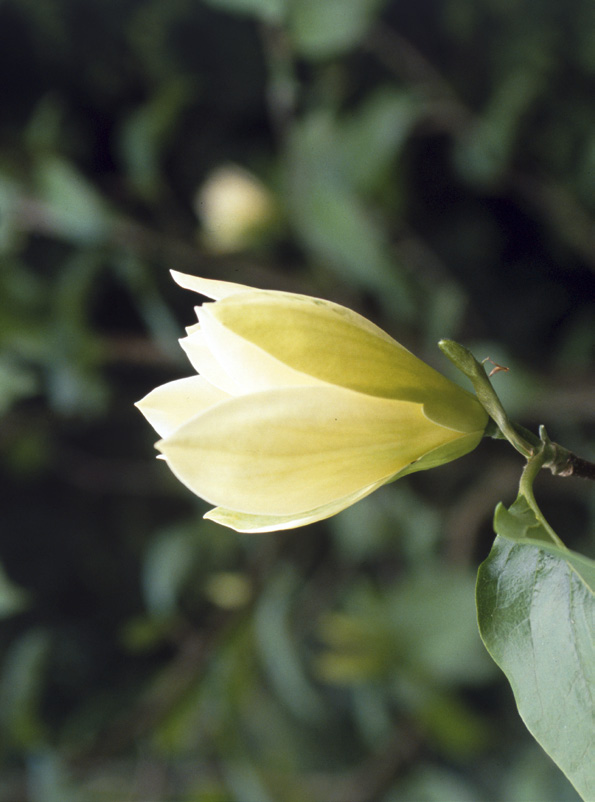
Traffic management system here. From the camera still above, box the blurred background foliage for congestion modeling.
[0,0,593,799]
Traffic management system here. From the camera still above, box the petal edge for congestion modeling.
[204,479,387,533]
[170,270,253,300]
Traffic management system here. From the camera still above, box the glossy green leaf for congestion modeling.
[494,498,595,591]
[477,524,595,799]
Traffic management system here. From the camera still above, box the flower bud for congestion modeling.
[194,165,275,253]
[136,272,488,532]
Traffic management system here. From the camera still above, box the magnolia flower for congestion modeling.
[136,272,488,533]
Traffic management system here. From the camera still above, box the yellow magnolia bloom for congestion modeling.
[136,272,488,533]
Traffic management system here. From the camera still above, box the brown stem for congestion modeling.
[551,452,595,480]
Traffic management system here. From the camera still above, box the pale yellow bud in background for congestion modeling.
[194,164,276,253]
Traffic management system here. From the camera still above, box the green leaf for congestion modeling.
[288,0,385,59]
[454,65,546,187]
[117,78,193,199]
[142,526,200,617]
[494,498,595,592]
[339,89,421,193]
[285,113,414,318]
[255,566,324,722]
[477,511,595,799]
[0,629,51,748]
[202,0,286,23]
[0,355,38,416]
[317,569,494,687]
[0,562,29,618]
[34,155,112,244]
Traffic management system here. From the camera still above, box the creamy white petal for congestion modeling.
[179,328,243,395]
[198,304,330,392]
[135,375,231,437]
[157,386,464,516]
[204,479,387,533]
[171,270,252,300]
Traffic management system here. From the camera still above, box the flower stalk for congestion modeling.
[438,339,595,481]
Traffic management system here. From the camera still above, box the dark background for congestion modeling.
[0,0,593,799]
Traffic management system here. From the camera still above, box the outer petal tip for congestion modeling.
[170,270,253,300]
[136,375,231,438]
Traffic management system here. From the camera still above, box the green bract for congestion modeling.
[136,272,488,532]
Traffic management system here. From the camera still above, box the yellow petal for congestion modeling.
[391,431,484,480]
[157,386,466,516]
[170,270,251,300]
[204,479,387,533]
[209,291,485,433]
[135,376,230,437]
